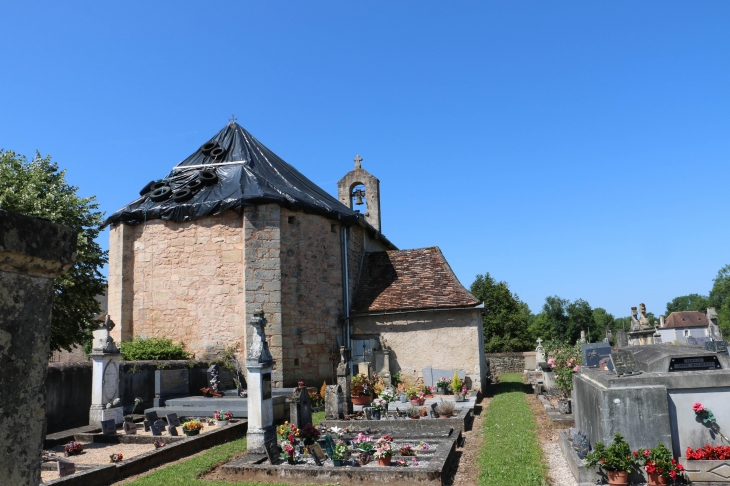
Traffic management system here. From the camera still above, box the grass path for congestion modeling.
[124,412,327,486]
[477,373,547,486]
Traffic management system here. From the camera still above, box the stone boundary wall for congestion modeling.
[485,352,536,374]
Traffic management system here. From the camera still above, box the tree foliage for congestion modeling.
[470,273,532,352]
[0,150,107,352]
[665,294,710,315]
[119,338,191,361]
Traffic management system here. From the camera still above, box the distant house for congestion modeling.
[656,311,711,344]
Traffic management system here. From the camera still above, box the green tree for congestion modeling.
[592,308,615,343]
[470,273,532,352]
[567,298,593,344]
[528,312,556,342]
[709,264,730,337]
[0,150,107,352]
[542,296,569,341]
[665,294,710,315]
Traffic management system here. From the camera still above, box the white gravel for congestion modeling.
[542,442,578,486]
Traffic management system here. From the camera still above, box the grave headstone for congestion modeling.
[325,384,344,420]
[57,458,75,477]
[610,350,640,376]
[705,340,729,356]
[167,425,178,436]
[581,342,612,368]
[535,338,545,369]
[245,308,275,453]
[143,420,151,432]
[336,346,352,414]
[145,411,159,423]
[616,328,629,348]
[421,366,466,388]
[263,438,282,465]
[151,419,166,436]
[363,407,373,420]
[89,315,121,427]
[668,355,722,372]
[290,386,312,429]
[166,413,181,427]
[102,407,124,425]
[310,443,327,466]
[101,419,117,435]
[154,369,190,407]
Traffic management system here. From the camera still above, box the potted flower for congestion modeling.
[450,372,462,397]
[64,441,83,457]
[374,436,396,466]
[123,397,143,434]
[213,410,232,426]
[350,374,372,405]
[455,386,468,402]
[406,385,425,405]
[299,423,320,445]
[379,388,396,403]
[407,405,421,420]
[282,444,297,464]
[182,419,204,437]
[435,376,450,394]
[371,398,388,420]
[400,445,416,456]
[331,440,349,467]
[637,443,686,485]
[109,453,123,463]
[584,433,640,486]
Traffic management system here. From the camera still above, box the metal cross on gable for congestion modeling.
[228,114,238,125]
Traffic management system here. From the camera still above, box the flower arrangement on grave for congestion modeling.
[125,397,143,421]
[379,388,396,403]
[372,373,386,397]
[105,397,121,409]
[281,444,298,464]
[545,340,582,398]
[636,443,686,483]
[309,389,324,408]
[396,379,409,394]
[298,423,320,444]
[277,422,299,444]
[213,410,232,421]
[435,376,450,391]
[350,374,372,397]
[352,433,375,452]
[693,402,730,444]
[372,397,388,413]
[436,400,455,418]
[416,441,430,451]
[109,453,123,463]
[584,433,640,476]
[153,439,166,448]
[331,440,349,460]
[450,372,462,394]
[411,457,419,466]
[686,444,730,460]
[374,436,396,465]
[407,405,421,419]
[396,459,409,467]
[64,441,83,456]
[182,420,204,432]
[400,445,416,456]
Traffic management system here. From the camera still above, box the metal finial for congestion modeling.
[354,154,362,169]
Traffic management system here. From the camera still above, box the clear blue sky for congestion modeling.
[2,2,729,319]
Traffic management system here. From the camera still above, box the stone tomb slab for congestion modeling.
[220,429,458,485]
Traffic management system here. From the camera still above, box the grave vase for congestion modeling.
[183,428,200,437]
[332,459,343,467]
[372,410,381,420]
[606,470,629,485]
[218,420,229,426]
[647,471,668,485]
[352,395,371,406]
[377,456,392,466]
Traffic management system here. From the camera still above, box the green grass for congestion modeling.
[477,373,547,486]
[125,411,328,485]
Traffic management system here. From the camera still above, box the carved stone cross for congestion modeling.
[536,338,543,345]
[354,154,362,169]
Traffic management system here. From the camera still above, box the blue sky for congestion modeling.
[2,2,729,318]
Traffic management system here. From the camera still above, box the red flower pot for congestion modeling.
[607,470,629,486]
[647,471,668,485]
[352,396,371,406]
[377,456,392,466]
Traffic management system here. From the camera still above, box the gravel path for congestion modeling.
[542,441,577,486]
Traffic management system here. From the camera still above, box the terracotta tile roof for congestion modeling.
[663,311,709,329]
[352,247,480,313]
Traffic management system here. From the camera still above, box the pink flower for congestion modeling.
[547,358,555,365]
[693,402,704,413]
[573,366,579,372]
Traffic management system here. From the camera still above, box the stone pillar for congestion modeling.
[107,223,134,343]
[336,346,352,414]
[246,308,275,453]
[89,315,122,426]
[0,210,76,486]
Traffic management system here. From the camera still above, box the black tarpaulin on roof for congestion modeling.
[103,122,360,227]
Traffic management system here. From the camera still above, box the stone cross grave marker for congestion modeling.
[290,386,312,428]
[57,458,75,477]
[101,419,117,436]
[151,420,166,436]
[535,338,545,366]
[325,384,344,420]
[166,413,181,427]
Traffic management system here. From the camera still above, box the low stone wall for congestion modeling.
[484,352,534,374]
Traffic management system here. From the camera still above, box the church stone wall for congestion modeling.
[110,211,245,360]
[351,308,486,391]
[280,209,344,387]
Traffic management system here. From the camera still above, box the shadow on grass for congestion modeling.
[494,381,533,395]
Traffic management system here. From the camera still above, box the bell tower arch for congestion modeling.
[337,155,381,232]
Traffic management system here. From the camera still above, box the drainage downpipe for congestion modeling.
[341,226,351,356]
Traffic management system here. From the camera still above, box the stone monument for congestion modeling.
[628,303,659,345]
[336,346,352,414]
[245,308,275,453]
[707,307,723,341]
[324,384,345,420]
[290,385,313,428]
[0,210,76,486]
[535,338,545,370]
[89,315,122,426]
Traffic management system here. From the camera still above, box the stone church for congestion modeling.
[105,122,486,389]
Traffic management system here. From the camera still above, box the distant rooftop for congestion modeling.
[663,311,709,329]
[352,247,480,313]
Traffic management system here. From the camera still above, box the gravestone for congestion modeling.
[535,338,545,370]
[705,340,729,356]
[101,419,117,436]
[166,413,181,427]
[610,350,640,376]
[145,411,159,423]
[154,369,190,407]
[373,348,392,383]
[616,329,629,348]
[89,315,122,426]
[581,342,612,368]
[102,406,123,425]
[57,459,75,477]
[310,443,327,466]
[336,347,352,414]
[143,420,151,432]
[325,384,344,420]
[245,308,275,453]
[151,420,166,436]
[264,438,282,465]
[290,386,313,428]
[421,366,466,388]
[167,425,178,436]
